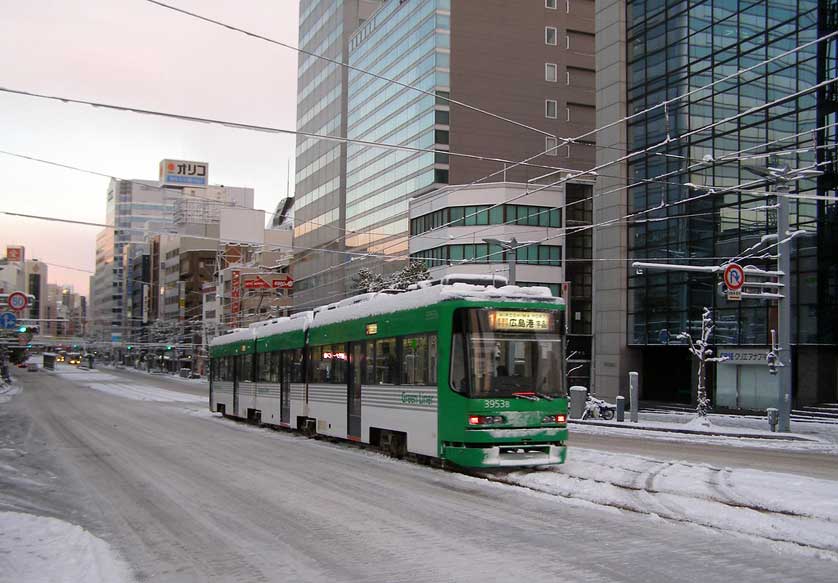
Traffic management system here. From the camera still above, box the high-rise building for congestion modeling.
[90,179,176,343]
[90,175,256,345]
[593,0,838,407]
[293,0,596,308]
[292,0,384,309]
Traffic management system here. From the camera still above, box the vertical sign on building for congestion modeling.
[142,284,150,324]
[231,270,241,328]
[178,281,186,321]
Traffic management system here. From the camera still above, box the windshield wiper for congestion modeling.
[511,391,539,401]
[535,392,555,401]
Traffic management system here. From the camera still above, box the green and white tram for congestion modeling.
[209,281,568,468]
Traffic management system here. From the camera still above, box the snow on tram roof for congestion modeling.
[209,327,253,347]
[211,283,560,343]
[311,282,561,329]
[253,311,312,339]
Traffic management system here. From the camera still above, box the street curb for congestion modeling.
[568,419,814,441]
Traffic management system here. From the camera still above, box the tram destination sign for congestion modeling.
[488,310,552,332]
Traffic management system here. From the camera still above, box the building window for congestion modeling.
[545,63,557,82]
[566,107,571,121]
[566,34,570,49]
[545,27,557,46]
[545,136,558,156]
[546,0,557,8]
[545,100,558,119]
[566,70,570,85]
[566,0,570,13]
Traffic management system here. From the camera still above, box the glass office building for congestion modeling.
[293,1,384,309]
[606,0,838,405]
[344,0,451,276]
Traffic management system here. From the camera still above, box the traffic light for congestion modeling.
[18,325,27,333]
[127,345,134,351]
[165,345,173,350]
[767,351,778,375]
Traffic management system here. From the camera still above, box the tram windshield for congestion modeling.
[451,308,565,398]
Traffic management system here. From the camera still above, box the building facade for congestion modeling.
[292,0,384,309]
[293,0,597,309]
[593,0,838,407]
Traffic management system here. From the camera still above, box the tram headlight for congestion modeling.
[542,414,567,424]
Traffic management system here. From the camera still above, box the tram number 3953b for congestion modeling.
[483,399,511,409]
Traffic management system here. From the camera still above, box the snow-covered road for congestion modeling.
[1,369,836,582]
[497,449,838,555]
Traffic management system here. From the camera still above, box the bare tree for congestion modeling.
[677,307,728,419]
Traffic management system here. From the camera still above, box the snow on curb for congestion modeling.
[498,448,838,557]
[0,511,133,583]
[0,380,21,404]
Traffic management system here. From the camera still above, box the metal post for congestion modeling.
[629,371,639,423]
[616,395,625,422]
[507,238,517,285]
[775,179,792,432]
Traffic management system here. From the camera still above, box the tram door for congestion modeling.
[280,352,291,425]
[348,343,362,440]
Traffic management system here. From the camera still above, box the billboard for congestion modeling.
[220,208,265,244]
[6,246,23,262]
[159,159,208,187]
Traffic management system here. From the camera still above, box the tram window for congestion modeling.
[270,352,282,383]
[450,333,467,394]
[364,341,376,385]
[257,353,269,382]
[309,344,348,384]
[220,357,230,382]
[283,349,305,383]
[428,335,438,384]
[238,354,254,382]
[373,338,399,384]
[402,335,428,385]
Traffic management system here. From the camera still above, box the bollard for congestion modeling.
[616,396,625,422]
[569,386,588,419]
[629,371,639,423]
[766,408,779,432]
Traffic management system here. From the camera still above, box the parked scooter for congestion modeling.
[581,394,616,420]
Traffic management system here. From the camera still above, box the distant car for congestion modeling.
[67,352,82,365]
[56,354,65,363]
[16,362,28,369]
[27,363,38,372]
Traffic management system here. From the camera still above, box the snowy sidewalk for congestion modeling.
[494,448,838,558]
[567,408,838,453]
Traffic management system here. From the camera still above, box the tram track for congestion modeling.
[214,411,838,558]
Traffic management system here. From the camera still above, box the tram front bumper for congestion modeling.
[443,442,567,468]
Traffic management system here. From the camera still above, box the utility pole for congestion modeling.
[483,237,538,285]
[745,165,822,432]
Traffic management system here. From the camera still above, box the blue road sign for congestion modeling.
[0,312,18,330]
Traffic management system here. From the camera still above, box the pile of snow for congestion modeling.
[501,448,838,556]
[0,511,133,583]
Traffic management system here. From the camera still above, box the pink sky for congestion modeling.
[0,0,300,296]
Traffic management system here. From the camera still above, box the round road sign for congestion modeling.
[723,263,745,291]
[7,291,28,311]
